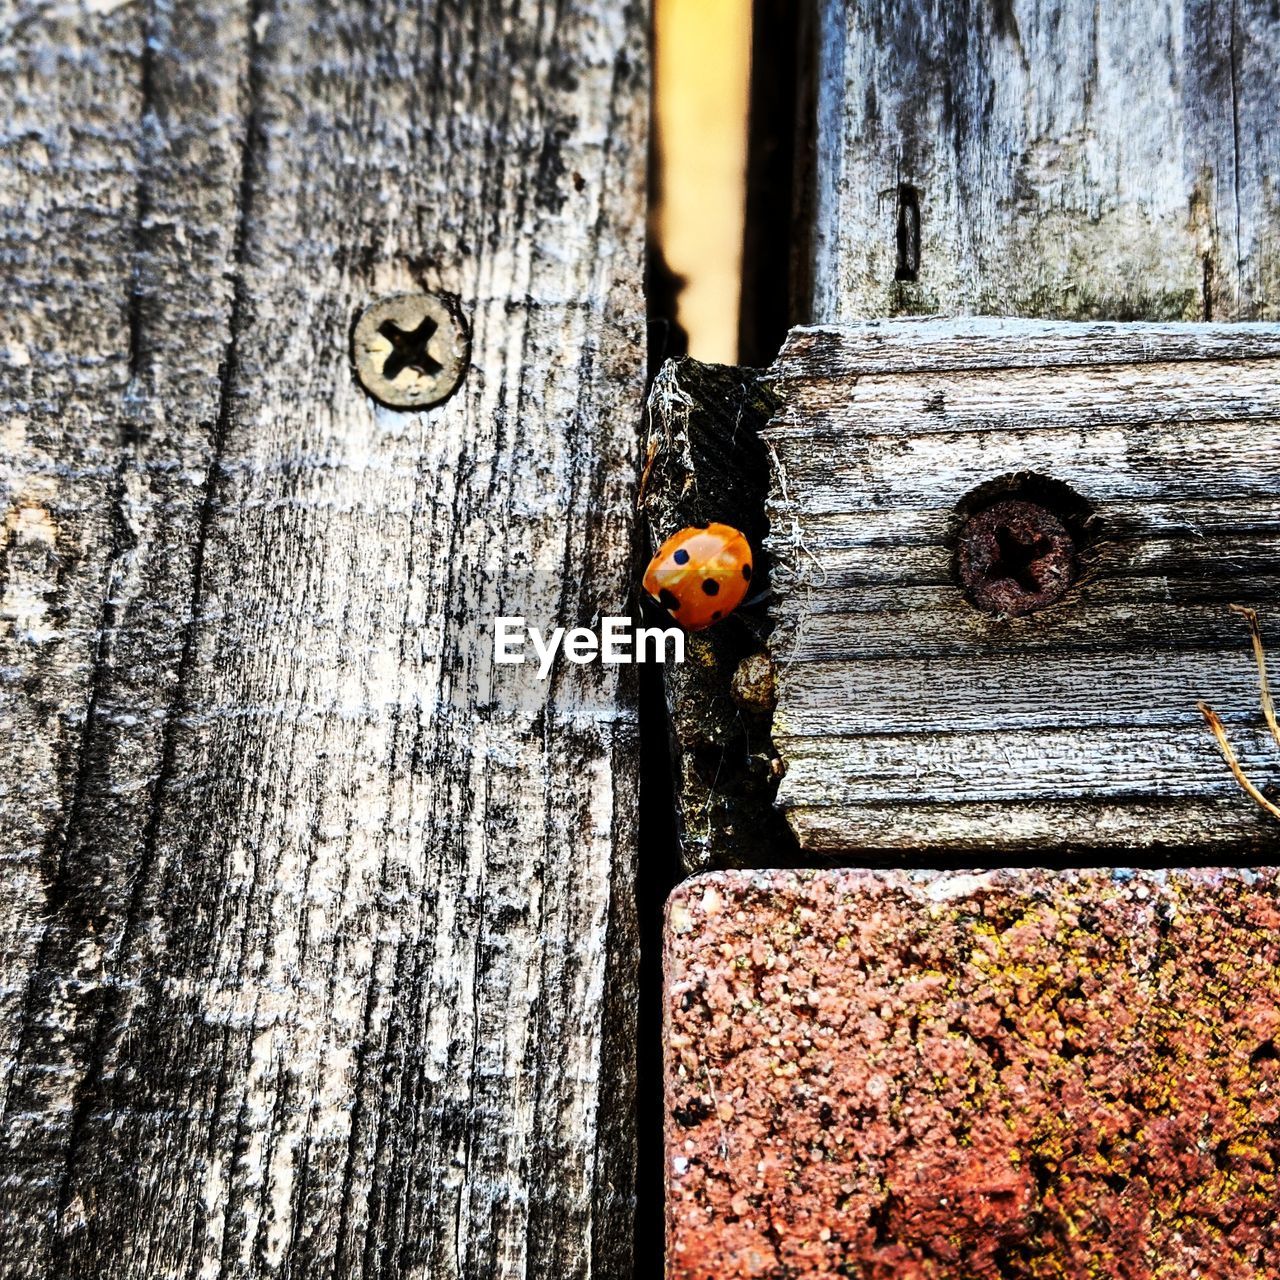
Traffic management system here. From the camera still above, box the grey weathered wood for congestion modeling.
[804,0,1280,325]
[0,2,646,1277]
[765,319,1280,855]
[777,317,1280,378]
[785,798,1276,855]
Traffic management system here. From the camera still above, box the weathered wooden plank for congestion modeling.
[0,2,647,1277]
[789,536,1280,590]
[775,317,1280,377]
[806,0,1280,323]
[777,725,1280,805]
[1,0,140,1129]
[792,499,1280,550]
[771,418,1279,511]
[0,0,253,1222]
[784,592,1280,663]
[765,319,1280,854]
[786,799,1272,855]
[779,650,1270,737]
[770,358,1280,433]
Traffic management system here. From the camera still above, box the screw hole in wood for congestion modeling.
[950,472,1101,617]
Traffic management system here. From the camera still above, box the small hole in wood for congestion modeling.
[894,184,920,282]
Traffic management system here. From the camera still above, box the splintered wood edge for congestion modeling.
[773,318,1280,379]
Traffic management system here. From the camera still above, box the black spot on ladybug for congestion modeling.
[673,548,690,565]
[702,579,720,596]
[742,563,752,581]
[712,610,722,621]
[658,588,681,612]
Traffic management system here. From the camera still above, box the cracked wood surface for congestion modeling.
[765,319,1280,856]
[0,2,646,1276]
[802,0,1280,325]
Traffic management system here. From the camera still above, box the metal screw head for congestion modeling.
[351,292,469,410]
[956,498,1078,616]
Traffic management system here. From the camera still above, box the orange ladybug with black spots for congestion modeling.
[642,522,753,631]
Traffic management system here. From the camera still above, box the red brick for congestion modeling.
[664,868,1280,1280]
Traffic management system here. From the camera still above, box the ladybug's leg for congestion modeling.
[723,605,771,648]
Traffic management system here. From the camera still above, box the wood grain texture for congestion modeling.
[765,319,1280,856]
[806,0,1280,324]
[0,2,647,1277]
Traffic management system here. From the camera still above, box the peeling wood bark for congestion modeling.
[805,0,1280,325]
[0,2,647,1276]
[764,318,1280,856]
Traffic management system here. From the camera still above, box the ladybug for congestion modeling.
[643,522,753,631]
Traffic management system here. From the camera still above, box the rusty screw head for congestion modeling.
[351,292,469,410]
[956,498,1077,616]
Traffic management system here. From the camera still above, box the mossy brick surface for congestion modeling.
[664,868,1280,1280]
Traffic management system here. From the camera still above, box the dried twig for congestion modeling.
[1231,604,1280,750]
[1198,702,1280,821]
[1198,606,1280,822]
